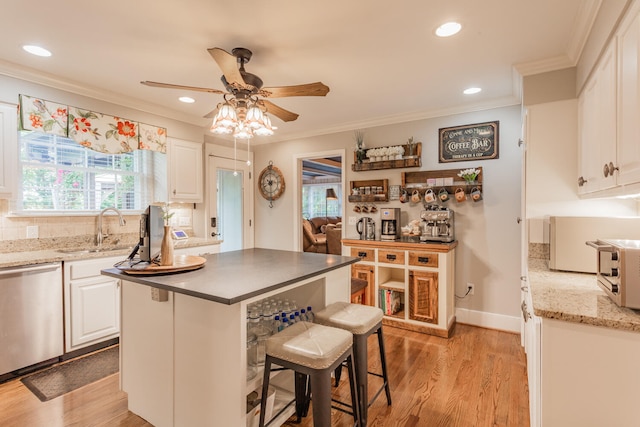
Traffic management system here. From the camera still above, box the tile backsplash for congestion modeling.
[0,199,194,253]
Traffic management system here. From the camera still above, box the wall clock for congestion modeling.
[258,161,285,207]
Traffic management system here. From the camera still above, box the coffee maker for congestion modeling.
[380,208,401,241]
[420,206,455,242]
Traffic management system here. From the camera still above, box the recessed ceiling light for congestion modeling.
[463,87,482,95]
[435,22,462,37]
[179,96,195,103]
[23,45,52,57]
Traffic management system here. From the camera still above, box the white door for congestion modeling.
[208,156,253,252]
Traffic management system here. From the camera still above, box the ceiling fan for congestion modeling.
[141,47,330,137]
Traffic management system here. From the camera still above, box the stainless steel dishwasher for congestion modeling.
[0,262,63,376]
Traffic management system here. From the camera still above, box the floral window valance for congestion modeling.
[18,94,167,154]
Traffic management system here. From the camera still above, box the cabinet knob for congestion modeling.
[603,162,619,178]
[386,254,397,261]
[417,256,429,263]
[173,189,176,195]
[358,251,367,258]
[578,176,587,186]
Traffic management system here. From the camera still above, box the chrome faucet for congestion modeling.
[97,207,126,246]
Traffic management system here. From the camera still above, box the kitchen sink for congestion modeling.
[56,245,133,254]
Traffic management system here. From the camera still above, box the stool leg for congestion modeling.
[309,371,332,427]
[345,352,361,427]
[294,372,308,421]
[258,357,273,427]
[334,363,343,386]
[353,333,369,426]
[377,327,392,405]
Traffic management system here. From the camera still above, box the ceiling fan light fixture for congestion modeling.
[233,121,253,139]
[245,104,265,130]
[253,114,275,136]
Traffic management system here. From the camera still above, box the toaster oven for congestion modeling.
[586,239,640,309]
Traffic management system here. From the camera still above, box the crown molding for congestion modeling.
[566,0,602,63]
[0,59,205,127]
[513,55,575,77]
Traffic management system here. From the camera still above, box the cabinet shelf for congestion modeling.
[379,280,405,291]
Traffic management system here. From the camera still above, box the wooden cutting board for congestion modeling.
[118,255,206,275]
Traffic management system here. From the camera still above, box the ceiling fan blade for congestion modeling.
[207,47,247,88]
[141,81,225,94]
[261,100,299,122]
[259,82,330,98]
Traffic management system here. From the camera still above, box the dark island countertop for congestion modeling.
[102,248,359,305]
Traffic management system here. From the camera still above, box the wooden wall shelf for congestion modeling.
[402,167,483,193]
[348,179,389,202]
[352,143,422,171]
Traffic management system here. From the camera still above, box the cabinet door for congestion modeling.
[69,275,120,350]
[0,103,17,198]
[617,7,640,186]
[408,270,438,324]
[168,138,203,202]
[351,263,374,306]
[578,42,617,193]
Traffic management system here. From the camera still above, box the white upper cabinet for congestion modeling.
[617,4,640,186]
[578,1,640,196]
[167,138,203,203]
[0,103,17,198]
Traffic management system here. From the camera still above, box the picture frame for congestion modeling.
[389,185,401,201]
[438,121,499,163]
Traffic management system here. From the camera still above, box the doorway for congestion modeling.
[294,150,346,251]
[208,155,253,252]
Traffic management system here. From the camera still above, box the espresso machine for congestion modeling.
[380,208,401,241]
[420,206,455,242]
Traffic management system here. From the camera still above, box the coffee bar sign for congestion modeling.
[438,121,499,163]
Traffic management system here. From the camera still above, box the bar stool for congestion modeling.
[258,321,360,427]
[315,302,392,426]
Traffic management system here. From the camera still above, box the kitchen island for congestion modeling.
[101,248,359,427]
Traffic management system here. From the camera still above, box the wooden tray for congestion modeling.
[117,255,206,275]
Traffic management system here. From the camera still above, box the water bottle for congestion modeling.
[299,308,307,321]
[289,314,296,324]
[294,311,301,323]
[305,306,315,323]
[272,315,281,335]
[279,316,289,332]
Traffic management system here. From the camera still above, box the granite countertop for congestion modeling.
[0,238,221,269]
[528,258,640,333]
[102,248,359,305]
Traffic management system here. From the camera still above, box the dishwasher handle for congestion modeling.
[0,263,61,277]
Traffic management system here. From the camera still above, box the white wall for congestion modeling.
[254,105,524,325]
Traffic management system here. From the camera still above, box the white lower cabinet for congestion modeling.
[538,318,640,426]
[63,256,121,352]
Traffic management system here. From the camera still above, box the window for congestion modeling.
[17,132,163,213]
[302,184,341,219]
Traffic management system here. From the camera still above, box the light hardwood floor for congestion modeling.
[0,323,529,427]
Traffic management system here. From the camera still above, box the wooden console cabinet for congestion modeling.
[342,239,457,338]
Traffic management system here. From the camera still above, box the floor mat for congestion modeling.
[21,345,119,402]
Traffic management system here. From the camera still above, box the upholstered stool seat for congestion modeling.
[258,321,360,427]
[315,302,392,426]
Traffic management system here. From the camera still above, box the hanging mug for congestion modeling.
[455,187,467,202]
[471,187,483,202]
[399,189,409,203]
[370,204,378,213]
[424,188,436,203]
[438,188,449,202]
[411,190,422,203]
[354,204,361,213]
